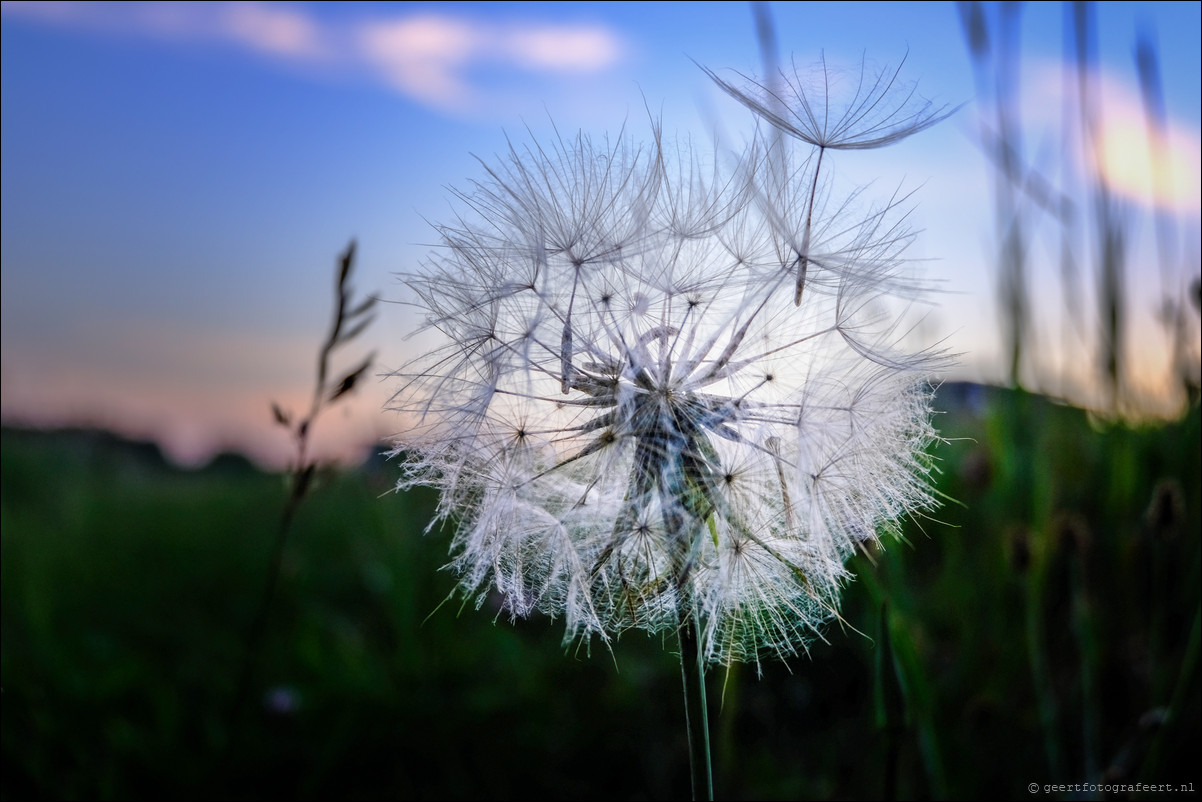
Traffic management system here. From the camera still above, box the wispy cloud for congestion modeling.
[2,1,327,59]
[502,24,622,71]
[358,14,622,112]
[221,2,327,61]
[1020,60,1202,213]
[1,1,625,115]
[1092,94,1201,214]
[358,14,481,109]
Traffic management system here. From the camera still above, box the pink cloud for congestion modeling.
[358,15,481,109]
[1020,60,1202,213]
[2,2,625,115]
[503,26,622,72]
[220,3,327,61]
[355,14,624,113]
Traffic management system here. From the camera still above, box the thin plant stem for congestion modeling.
[225,241,374,752]
[1141,604,1201,779]
[678,609,713,802]
[1024,558,1065,779]
[226,466,309,735]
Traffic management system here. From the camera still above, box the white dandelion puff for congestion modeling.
[389,111,949,668]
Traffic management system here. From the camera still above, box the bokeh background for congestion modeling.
[2,1,1199,799]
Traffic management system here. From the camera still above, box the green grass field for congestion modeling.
[2,385,1198,800]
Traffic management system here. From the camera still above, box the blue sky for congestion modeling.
[2,1,1199,466]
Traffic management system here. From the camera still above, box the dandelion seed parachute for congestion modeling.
[390,115,945,667]
[700,52,958,152]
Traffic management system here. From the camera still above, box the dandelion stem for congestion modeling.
[679,608,714,801]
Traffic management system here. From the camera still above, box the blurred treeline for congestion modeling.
[3,382,1198,800]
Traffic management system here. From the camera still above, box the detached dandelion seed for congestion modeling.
[702,52,959,306]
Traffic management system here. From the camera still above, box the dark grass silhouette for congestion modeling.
[225,240,376,771]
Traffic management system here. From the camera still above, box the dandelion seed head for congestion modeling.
[391,105,948,666]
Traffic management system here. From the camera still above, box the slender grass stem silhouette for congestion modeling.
[226,241,376,751]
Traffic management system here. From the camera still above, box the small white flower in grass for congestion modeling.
[390,117,948,668]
